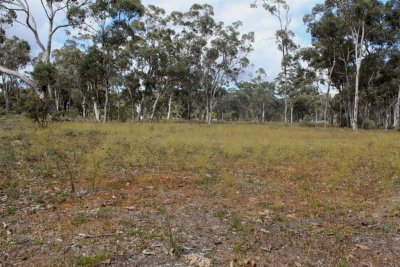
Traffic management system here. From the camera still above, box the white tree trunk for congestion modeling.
[82,96,86,118]
[284,95,288,124]
[384,110,390,131]
[54,88,60,112]
[290,103,293,124]
[150,92,161,120]
[324,58,335,126]
[0,66,44,99]
[93,97,101,123]
[315,106,318,123]
[352,22,365,131]
[394,86,400,131]
[207,98,214,124]
[262,102,265,123]
[135,103,141,121]
[167,93,173,120]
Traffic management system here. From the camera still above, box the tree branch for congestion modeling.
[0,66,44,99]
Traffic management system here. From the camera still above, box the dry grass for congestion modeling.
[1,116,400,266]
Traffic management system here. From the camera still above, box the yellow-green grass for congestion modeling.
[1,116,400,266]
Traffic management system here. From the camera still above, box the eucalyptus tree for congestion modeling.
[233,69,276,122]
[309,0,385,130]
[133,5,181,120]
[79,46,106,122]
[0,36,30,116]
[0,0,91,99]
[53,41,84,114]
[252,0,297,123]
[304,9,348,126]
[82,0,143,122]
[277,53,318,123]
[178,4,254,123]
[385,0,400,130]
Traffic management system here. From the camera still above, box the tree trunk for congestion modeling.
[54,88,60,112]
[103,87,109,123]
[384,110,390,131]
[324,87,331,126]
[0,66,44,99]
[187,94,191,120]
[82,96,86,118]
[93,96,100,123]
[290,103,293,124]
[394,86,400,131]
[4,87,10,117]
[128,89,135,121]
[347,99,353,128]
[352,22,365,131]
[205,92,210,123]
[262,102,265,123]
[136,103,142,121]
[315,106,318,123]
[117,101,120,122]
[325,57,336,127]
[150,92,161,120]
[207,98,214,124]
[284,95,288,124]
[167,93,173,120]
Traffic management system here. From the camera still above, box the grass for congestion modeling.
[76,253,108,266]
[1,116,400,266]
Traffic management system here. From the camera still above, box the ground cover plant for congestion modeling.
[0,116,399,266]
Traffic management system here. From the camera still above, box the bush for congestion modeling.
[24,96,53,128]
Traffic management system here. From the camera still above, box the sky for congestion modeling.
[5,0,323,81]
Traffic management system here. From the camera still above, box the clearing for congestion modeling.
[1,117,399,266]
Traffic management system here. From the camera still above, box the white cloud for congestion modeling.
[5,0,323,81]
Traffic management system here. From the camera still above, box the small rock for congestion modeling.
[261,245,273,252]
[142,249,155,256]
[185,253,211,267]
[0,195,7,203]
[356,244,370,251]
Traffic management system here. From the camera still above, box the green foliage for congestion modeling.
[1,1,400,129]
[24,96,52,128]
[31,62,57,88]
[73,213,89,226]
[76,254,107,266]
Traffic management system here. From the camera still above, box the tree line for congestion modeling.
[0,0,399,130]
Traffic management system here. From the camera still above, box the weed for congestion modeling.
[73,213,89,226]
[76,253,108,266]
[5,206,16,216]
[229,212,243,232]
[337,260,350,267]
[159,188,182,256]
[213,210,227,221]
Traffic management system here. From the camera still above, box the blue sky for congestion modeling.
[6,0,323,81]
